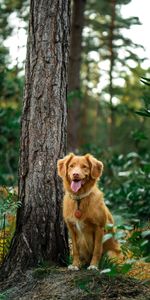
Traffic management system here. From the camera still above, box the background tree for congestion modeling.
[67,0,86,151]
[0,0,70,279]
[0,0,28,185]
[80,0,147,149]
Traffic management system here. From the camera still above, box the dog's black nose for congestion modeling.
[73,173,79,179]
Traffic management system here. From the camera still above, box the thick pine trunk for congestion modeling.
[0,0,70,279]
[67,0,86,151]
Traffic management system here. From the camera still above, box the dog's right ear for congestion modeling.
[57,153,74,178]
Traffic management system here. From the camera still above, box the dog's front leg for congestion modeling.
[88,227,104,270]
[67,222,80,270]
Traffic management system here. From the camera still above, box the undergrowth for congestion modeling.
[0,187,20,264]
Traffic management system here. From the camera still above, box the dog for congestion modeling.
[57,153,120,270]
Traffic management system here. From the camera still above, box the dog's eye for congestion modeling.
[69,164,74,168]
[82,165,88,169]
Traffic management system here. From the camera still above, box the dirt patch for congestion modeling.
[0,267,150,300]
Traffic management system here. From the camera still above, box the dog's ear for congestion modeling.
[85,154,103,179]
[57,153,74,178]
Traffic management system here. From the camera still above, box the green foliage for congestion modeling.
[0,293,8,300]
[0,68,24,103]
[33,266,57,279]
[100,221,150,278]
[0,0,25,187]
[75,276,92,293]
[83,0,144,99]
[0,187,21,263]
[67,89,83,107]
[0,0,29,42]
[81,143,150,222]
[0,107,20,185]
[103,151,150,220]
[0,47,9,92]
[140,77,150,86]
[106,222,149,259]
[135,109,150,118]
[100,254,133,277]
[126,228,150,260]
[0,188,20,220]
[135,77,150,118]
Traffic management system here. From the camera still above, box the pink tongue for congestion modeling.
[71,180,82,193]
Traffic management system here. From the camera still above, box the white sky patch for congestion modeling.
[121,0,150,65]
[88,51,99,62]
[114,77,125,86]
[4,12,27,68]
[3,0,150,86]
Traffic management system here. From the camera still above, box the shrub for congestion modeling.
[0,107,20,185]
[103,151,150,221]
[0,187,20,264]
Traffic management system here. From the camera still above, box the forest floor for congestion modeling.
[0,266,150,300]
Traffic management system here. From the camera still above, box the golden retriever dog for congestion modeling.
[57,153,120,270]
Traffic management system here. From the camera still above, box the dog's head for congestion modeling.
[57,153,103,194]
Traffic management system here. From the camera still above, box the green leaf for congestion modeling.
[135,110,150,117]
[117,224,133,231]
[100,268,111,274]
[141,230,150,238]
[104,223,114,230]
[141,77,150,82]
[140,240,149,247]
[140,79,150,86]
[102,233,113,243]
[115,231,126,240]
[120,263,132,274]
[126,152,139,159]
[125,258,136,264]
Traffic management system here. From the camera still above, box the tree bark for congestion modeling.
[0,0,70,280]
[67,0,86,151]
[108,0,116,147]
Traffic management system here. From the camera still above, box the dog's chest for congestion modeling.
[68,216,85,233]
[75,220,84,232]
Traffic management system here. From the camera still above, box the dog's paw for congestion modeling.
[87,265,98,271]
[68,265,80,271]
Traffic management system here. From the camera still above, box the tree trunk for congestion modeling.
[108,0,116,147]
[67,0,86,151]
[80,62,89,147]
[0,0,70,280]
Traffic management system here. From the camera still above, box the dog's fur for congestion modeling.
[57,153,120,270]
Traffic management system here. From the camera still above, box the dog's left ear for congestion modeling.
[85,154,103,179]
[57,153,74,178]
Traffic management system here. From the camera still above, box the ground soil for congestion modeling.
[0,267,150,300]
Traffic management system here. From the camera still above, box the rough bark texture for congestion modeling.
[67,0,86,151]
[0,0,70,279]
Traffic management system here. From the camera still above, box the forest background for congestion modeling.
[0,0,150,273]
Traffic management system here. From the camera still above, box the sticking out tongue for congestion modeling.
[71,180,82,193]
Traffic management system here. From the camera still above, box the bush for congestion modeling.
[0,187,20,264]
[0,107,20,185]
[103,151,150,221]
